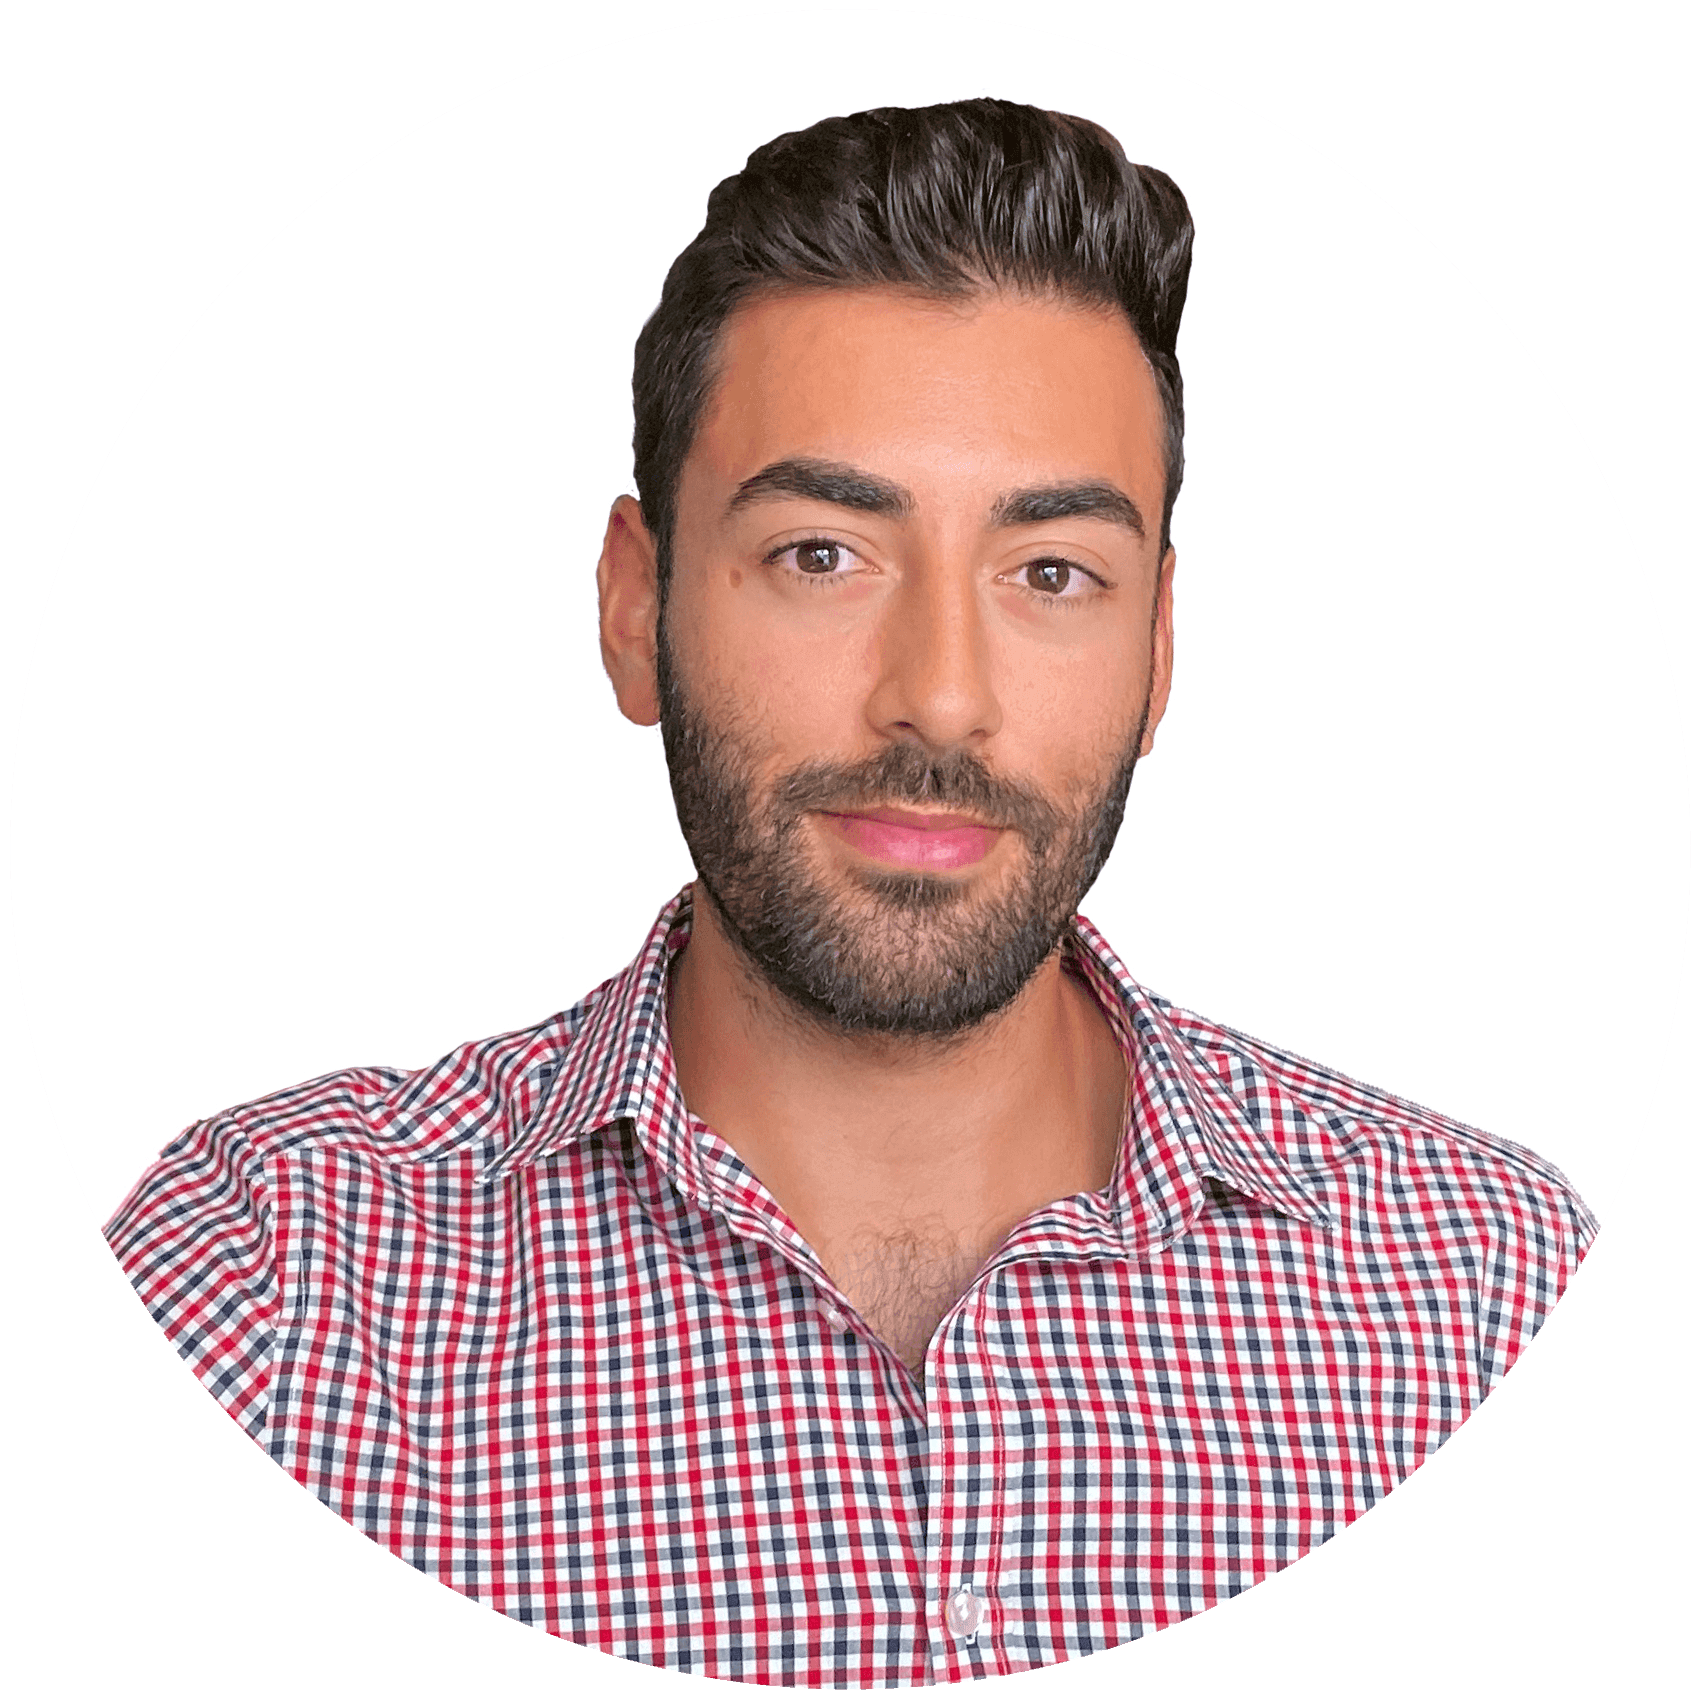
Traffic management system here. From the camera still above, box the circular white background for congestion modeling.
[16,6,1688,1219]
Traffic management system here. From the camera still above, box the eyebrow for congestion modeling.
[726,456,1146,540]
[727,458,914,519]
[990,480,1146,540]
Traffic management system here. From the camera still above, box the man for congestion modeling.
[106,100,1595,1687]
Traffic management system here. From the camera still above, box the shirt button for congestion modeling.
[818,1301,849,1333]
[945,1586,986,1638]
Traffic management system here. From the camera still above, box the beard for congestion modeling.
[655,617,1146,1041]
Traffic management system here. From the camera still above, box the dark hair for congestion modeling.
[632,98,1194,594]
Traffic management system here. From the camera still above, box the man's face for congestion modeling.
[616,286,1174,1038]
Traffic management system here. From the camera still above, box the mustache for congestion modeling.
[770,743,1065,844]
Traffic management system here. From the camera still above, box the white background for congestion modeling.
[3,2,1696,1696]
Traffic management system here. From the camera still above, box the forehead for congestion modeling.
[689,286,1166,507]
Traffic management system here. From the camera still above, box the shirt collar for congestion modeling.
[1067,914,1335,1242]
[479,888,696,1188]
[482,887,1335,1248]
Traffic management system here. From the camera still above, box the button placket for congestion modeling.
[945,1583,986,1641]
[924,1290,1010,1678]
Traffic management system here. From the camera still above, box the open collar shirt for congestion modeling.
[105,887,1595,1686]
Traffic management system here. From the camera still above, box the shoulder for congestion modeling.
[1161,993,1599,1265]
[192,997,598,1175]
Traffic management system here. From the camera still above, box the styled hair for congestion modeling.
[631,99,1194,594]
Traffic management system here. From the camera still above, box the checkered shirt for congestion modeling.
[105,886,1595,1686]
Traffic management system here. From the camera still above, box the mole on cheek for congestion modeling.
[729,568,743,588]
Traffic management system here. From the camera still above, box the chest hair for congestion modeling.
[826,1223,994,1383]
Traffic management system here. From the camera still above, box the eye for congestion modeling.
[794,541,847,575]
[1014,556,1101,599]
[765,536,866,581]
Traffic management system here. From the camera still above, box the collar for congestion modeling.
[481,887,1335,1253]
[479,887,695,1183]
[1067,914,1336,1246]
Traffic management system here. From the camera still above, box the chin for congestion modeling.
[843,862,984,913]
[712,854,1074,1042]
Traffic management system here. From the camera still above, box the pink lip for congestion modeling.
[819,808,1002,871]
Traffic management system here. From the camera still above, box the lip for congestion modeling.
[831,807,992,831]
[818,807,1003,872]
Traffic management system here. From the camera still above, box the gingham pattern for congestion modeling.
[106,887,1595,1686]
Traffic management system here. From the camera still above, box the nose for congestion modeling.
[863,557,1002,750]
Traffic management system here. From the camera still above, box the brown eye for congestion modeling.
[1025,559,1075,594]
[797,543,842,574]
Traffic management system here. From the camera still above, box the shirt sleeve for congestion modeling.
[1474,1175,1599,1398]
[104,1114,280,1441]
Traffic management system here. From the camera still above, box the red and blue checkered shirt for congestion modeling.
[105,887,1595,1685]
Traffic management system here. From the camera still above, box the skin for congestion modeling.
[597,286,1175,1380]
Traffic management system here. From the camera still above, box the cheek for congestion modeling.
[988,632,1151,759]
[695,604,870,758]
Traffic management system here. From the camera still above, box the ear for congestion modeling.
[1138,545,1176,756]
[597,496,663,727]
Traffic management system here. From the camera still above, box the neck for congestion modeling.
[666,879,1128,1268]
